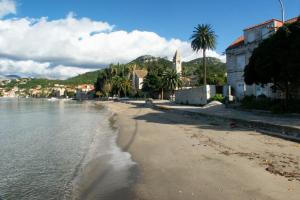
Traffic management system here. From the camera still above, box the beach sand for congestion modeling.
[105,102,300,200]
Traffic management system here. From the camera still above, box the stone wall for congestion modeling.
[175,85,216,105]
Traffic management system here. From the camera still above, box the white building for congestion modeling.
[52,87,66,97]
[132,70,148,90]
[173,50,182,75]
[226,17,298,99]
[226,19,283,99]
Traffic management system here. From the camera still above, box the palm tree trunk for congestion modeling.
[203,49,207,86]
[161,88,164,100]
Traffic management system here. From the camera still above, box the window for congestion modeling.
[236,54,246,70]
[261,28,270,39]
[247,31,256,43]
[236,82,245,97]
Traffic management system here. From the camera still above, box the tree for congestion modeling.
[142,73,161,98]
[162,69,182,97]
[142,59,173,99]
[120,78,132,97]
[94,70,109,97]
[102,81,112,97]
[111,76,123,97]
[126,64,137,79]
[190,24,217,86]
[244,19,300,108]
[111,76,132,97]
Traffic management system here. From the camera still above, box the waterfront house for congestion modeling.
[226,17,299,99]
[52,86,66,98]
[75,84,95,100]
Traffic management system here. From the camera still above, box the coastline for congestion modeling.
[68,101,138,200]
[104,101,300,200]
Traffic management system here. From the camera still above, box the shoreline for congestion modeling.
[68,102,138,200]
[104,101,300,200]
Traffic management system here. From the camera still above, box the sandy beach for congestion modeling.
[104,101,300,200]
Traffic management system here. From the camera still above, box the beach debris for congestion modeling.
[220,151,258,159]
[265,162,300,181]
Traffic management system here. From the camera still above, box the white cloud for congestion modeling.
[0,12,225,79]
[0,0,16,18]
[0,58,94,79]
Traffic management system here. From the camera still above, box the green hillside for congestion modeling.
[182,57,226,85]
[1,56,226,90]
[64,70,101,85]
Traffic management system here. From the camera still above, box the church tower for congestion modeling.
[173,50,182,75]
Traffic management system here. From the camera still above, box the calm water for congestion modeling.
[0,98,136,200]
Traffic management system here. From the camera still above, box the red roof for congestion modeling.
[244,19,283,31]
[285,17,300,24]
[226,36,244,50]
[226,16,299,51]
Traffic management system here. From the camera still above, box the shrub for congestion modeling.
[270,104,285,114]
[211,94,225,103]
[241,95,300,114]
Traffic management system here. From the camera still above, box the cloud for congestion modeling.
[0,0,16,18]
[0,58,94,79]
[0,12,225,79]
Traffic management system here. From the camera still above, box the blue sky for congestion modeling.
[0,0,299,79]
[17,0,300,53]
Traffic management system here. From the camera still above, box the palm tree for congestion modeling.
[127,64,136,79]
[112,76,122,97]
[120,78,132,97]
[162,69,182,99]
[190,24,216,85]
[102,81,112,97]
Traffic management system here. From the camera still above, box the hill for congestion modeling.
[182,57,226,85]
[1,56,226,90]
[129,55,172,68]
[64,70,101,85]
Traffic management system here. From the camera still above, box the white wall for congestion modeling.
[175,85,216,105]
[138,78,144,89]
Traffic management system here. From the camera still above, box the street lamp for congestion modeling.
[278,0,285,22]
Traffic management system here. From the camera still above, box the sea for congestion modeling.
[0,98,136,200]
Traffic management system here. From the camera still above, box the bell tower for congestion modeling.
[173,50,182,75]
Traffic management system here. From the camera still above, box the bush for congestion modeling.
[211,94,225,103]
[241,95,273,110]
[241,95,300,114]
[270,104,285,114]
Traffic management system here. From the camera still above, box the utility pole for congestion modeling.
[278,0,285,22]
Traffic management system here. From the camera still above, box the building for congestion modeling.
[173,50,182,74]
[52,87,66,98]
[132,70,148,90]
[75,84,95,100]
[51,85,66,98]
[2,86,18,97]
[226,17,298,99]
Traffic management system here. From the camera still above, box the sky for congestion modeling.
[0,0,299,79]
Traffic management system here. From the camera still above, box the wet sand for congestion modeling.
[69,104,138,200]
[105,102,300,200]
